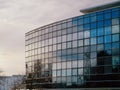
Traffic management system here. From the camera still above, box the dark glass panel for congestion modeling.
[98,37,103,44]
[97,14,104,21]
[105,26,112,35]
[91,15,97,22]
[90,29,96,37]
[112,34,119,42]
[104,13,111,19]
[104,20,111,27]
[97,21,104,27]
[112,11,119,18]
[104,35,111,43]
[78,19,83,25]
[97,28,104,36]
[91,22,97,29]
[84,17,90,24]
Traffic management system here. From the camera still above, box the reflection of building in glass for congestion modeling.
[25,1,120,89]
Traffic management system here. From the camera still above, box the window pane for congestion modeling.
[91,38,96,45]
[67,42,72,48]
[78,19,83,25]
[67,61,71,68]
[52,71,56,77]
[72,33,77,40]
[78,68,83,75]
[105,43,111,50]
[72,61,78,68]
[62,35,66,42]
[97,14,103,21]
[105,26,112,35]
[104,35,111,43]
[67,69,71,76]
[104,20,111,26]
[72,69,77,75]
[91,22,97,29]
[72,41,77,47]
[62,70,66,76]
[78,40,83,46]
[98,37,103,44]
[84,39,89,45]
[112,56,119,66]
[84,17,90,24]
[67,34,72,41]
[97,28,104,36]
[112,25,119,34]
[91,29,96,37]
[112,11,119,18]
[112,34,119,42]
[91,16,97,22]
[84,30,90,38]
[112,18,119,25]
[98,21,104,27]
[78,60,83,67]
[104,13,111,19]
[78,32,83,39]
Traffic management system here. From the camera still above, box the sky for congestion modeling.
[0,0,118,75]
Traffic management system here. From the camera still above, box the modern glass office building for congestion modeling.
[25,1,120,89]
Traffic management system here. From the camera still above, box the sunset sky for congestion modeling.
[0,0,118,75]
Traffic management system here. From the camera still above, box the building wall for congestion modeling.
[25,7,120,89]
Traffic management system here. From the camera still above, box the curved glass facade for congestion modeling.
[25,7,120,89]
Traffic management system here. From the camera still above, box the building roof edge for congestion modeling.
[80,1,120,14]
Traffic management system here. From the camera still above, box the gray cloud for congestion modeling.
[0,0,118,75]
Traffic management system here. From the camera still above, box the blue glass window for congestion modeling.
[112,34,119,42]
[91,29,96,37]
[84,17,90,24]
[104,20,111,26]
[84,39,89,45]
[78,54,83,60]
[112,56,119,66]
[78,25,83,31]
[97,28,104,36]
[72,69,77,75]
[91,22,97,29]
[83,24,90,30]
[104,35,111,43]
[84,30,90,38]
[98,21,104,27]
[91,16,97,22]
[112,11,119,18]
[78,19,83,25]
[62,70,66,76]
[97,14,104,21]
[105,43,111,50]
[105,26,112,35]
[112,7,119,11]
[104,13,111,19]
[67,55,72,60]
[72,17,77,25]
[112,42,119,49]
[98,37,103,44]
[91,38,96,45]
[72,54,78,60]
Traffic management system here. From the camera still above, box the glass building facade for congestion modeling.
[25,5,120,89]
